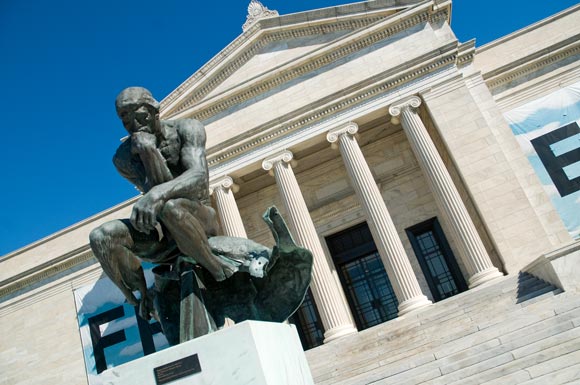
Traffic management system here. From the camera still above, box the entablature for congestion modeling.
[205,50,461,182]
[473,4,580,106]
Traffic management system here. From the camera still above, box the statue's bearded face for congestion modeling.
[117,102,158,134]
[115,87,160,135]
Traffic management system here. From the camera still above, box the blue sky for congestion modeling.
[1,0,578,256]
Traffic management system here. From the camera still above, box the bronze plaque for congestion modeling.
[154,354,201,385]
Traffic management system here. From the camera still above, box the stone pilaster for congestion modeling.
[327,124,432,315]
[209,176,247,238]
[389,96,503,288]
[262,150,357,342]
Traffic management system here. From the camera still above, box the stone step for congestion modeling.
[321,291,571,378]
[307,274,573,384]
[434,305,580,360]
[356,314,580,385]
[415,274,558,324]
[353,329,580,385]
[352,277,561,355]
[315,309,575,384]
[431,323,580,384]
[520,361,580,385]
[441,336,580,385]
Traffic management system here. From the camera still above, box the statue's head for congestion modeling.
[115,87,160,134]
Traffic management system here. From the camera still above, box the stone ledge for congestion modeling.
[523,240,580,294]
[0,247,96,301]
[483,35,580,91]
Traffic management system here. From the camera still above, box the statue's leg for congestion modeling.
[159,199,237,281]
[89,219,159,319]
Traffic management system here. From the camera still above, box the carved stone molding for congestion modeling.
[484,38,580,91]
[206,50,457,172]
[389,95,422,125]
[327,122,359,145]
[209,175,247,238]
[242,0,279,32]
[0,247,96,300]
[209,175,239,195]
[457,39,476,67]
[261,150,294,172]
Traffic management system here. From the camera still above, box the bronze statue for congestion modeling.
[90,87,312,345]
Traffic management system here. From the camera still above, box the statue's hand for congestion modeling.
[131,131,157,155]
[131,191,164,233]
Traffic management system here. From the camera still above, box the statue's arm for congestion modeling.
[130,119,208,233]
[113,140,149,192]
[147,119,209,203]
[131,132,174,187]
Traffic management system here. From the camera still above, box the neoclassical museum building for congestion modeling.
[2,1,580,384]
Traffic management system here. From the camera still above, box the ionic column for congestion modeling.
[262,150,357,342]
[389,96,503,288]
[327,124,431,315]
[209,176,247,238]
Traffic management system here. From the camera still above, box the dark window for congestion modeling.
[531,122,580,197]
[326,223,398,331]
[406,218,467,302]
[287,289,324,350]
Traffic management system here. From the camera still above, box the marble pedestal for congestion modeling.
[99,321,314,385]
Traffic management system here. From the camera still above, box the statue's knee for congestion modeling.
[89,226,106,247]
[89,221,126,248]
[159,199,184,222]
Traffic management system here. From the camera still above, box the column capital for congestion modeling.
[326,122,359,144]
[209,175,239,195]
[388,95,422,124]
[262,150,294,172]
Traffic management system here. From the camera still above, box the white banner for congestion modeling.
[74,266,169,385]
[504,81,580,239]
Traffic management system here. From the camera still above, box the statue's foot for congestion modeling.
[178,254,239,282]
[138,291,155,321]
[211,256,238,282]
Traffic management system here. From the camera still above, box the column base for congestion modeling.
[397,295,432,316]
[323,323,358,343]
[468,267,504,288]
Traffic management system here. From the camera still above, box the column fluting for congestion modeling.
[327,124,432,315]
[262,150,357,342]
[389,96,503,288]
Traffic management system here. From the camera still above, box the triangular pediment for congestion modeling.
[160,0,429,119]
[205,29,353,100]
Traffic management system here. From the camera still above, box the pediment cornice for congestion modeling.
[482,35,580,91]
[160,1,446,119]
[161,15,390,117]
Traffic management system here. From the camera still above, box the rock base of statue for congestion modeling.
[99,320,314,385]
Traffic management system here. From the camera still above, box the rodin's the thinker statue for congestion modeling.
[90,87,312,345]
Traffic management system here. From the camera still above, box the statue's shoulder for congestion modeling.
[163,118,204,131]
[163,118,206,141]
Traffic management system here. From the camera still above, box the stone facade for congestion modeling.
[2,1,579,384]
